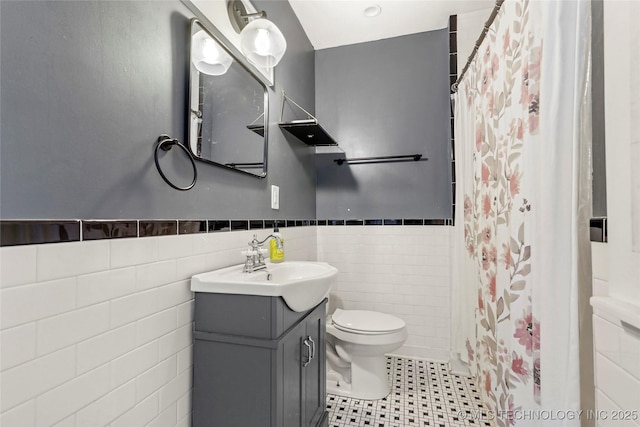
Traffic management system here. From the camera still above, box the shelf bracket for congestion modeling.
[280,91,316,123]
[278,91,338,147]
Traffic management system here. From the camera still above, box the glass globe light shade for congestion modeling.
[240,18,287,69]
[192,30,233,76]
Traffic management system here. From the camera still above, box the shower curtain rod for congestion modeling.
[451,0,505,93]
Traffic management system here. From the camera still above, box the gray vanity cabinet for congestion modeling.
[192,293,328,427]
[301,306,326,426]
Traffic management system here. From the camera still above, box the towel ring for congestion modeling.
[154,135,197,191]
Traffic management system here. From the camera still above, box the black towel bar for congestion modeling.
[334,154,427,166]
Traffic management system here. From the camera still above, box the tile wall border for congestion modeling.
[0,218,454,247]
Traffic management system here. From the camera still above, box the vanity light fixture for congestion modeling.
[192,30,233,75]
[227,0,287,68]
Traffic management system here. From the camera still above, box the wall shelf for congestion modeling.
[246,124,265,137]
[246,113,265,137]
[278,119,337,146]
[278,92,339,147]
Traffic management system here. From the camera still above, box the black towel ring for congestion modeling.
[154,135,197,191]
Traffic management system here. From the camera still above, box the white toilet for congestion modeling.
[325,308,408,400]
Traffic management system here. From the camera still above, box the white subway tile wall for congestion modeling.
[0,227,318,427]
[593,321,640,427]
[588,242,640,425]
[317,225,452,361]
[592,299,640,427]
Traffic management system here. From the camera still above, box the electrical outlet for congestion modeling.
[271,185,280,210]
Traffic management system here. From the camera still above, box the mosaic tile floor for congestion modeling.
[326,357,493,427]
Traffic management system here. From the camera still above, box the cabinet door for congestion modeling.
[280,320,305,427]
[302,303,327,427]
[193,339,273,427]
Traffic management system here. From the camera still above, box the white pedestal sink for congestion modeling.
[191,260,338,312]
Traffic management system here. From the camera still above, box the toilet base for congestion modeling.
[326,355,391,400]
[327,369,352,396]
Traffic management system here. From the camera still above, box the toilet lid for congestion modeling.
[331,309,405,334]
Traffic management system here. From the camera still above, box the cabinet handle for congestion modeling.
[303,338,312,367]
[308,336,315,360]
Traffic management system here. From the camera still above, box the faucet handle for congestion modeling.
[241,247,257,256]
[249,234,262,249]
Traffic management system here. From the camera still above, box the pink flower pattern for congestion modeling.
[482,227,492,244]
[459,1,542,425]
[466,339,476,362]
[482,163,491,186]
[483,195,492,218]
[511,352,530,379]
[501,243,512,270]
[487,272,497,303]
[514,310,540,356]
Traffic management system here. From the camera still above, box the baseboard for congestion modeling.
[448,357,471,376]
[388,345,449,362]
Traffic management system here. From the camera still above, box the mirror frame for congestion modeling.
[187,18,269,178]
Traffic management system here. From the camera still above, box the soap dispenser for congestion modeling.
[270,224,284,263]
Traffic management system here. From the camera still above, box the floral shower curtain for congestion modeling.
[452,0,591,425]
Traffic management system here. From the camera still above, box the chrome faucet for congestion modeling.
[242,233,283,273]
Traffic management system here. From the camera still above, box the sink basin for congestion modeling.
[191,261,338,312]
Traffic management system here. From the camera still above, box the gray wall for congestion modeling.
[315,30,452,220]
[0,0,316,220]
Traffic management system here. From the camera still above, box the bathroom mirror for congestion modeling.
[188,19,268,178]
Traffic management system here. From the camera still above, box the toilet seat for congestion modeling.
[331,309,405,335]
